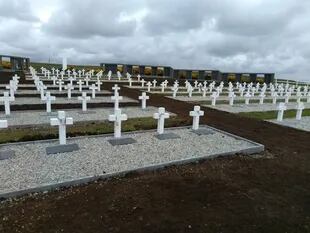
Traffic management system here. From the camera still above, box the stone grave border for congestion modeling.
[0,125,264,199]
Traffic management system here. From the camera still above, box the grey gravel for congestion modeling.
[3,96,137,105]
[268,116,310,132]
[0,126,259,195]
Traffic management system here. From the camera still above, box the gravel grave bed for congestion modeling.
[268,116,310,132]
[166,95,305,102]
[0,89,112,95]
[3,96,137,105]
[0,107,163,126]
[0,126,263,197]
[205,102,310,113]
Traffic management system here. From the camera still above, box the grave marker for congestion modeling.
[42,92,56,113]
[0,92,15,116]
[139,92,149,109]
[189,106,204,130]
[277,103,287,121]
[78,92,91,111]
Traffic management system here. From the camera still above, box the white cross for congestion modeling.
[65,83,74,99]
[51,76,57,86]
[272,92,278,104]
[112,84,120,96]
[153,107,170,134]
[146,81,152,92]
[68,76,75,86]
[82,69,85,76]
[77,79,84,92]
[78,92,91,111]
[160,82,165,93]
[89,84,98,98]
[152,80,157,88]
[228,91,236,106]
[189,106,204,130]
[140,79,146,87]
[108,108,127,138]
[259,92,266,105]
[38,84,47,100]
[42,92,56,113]
[171,85,178,98]
[111,91,123,110]
[0,119,8,128]
[50,111,73,145]
[285,92,291,104]
[296,102,304,120]
[84,76,90,86]
[57,80,64,92]
[96,79,102,91]
[244,92,251,105]
[188,85,193,97]
[202,87,208,97]
[139,92,149,109]
[211,92,218,106]
[137,74,141,82]
[6,80,16,97]
[277,103,287,121]
[128,78,133,87]
[0,92,15,115]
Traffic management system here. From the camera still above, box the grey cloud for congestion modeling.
[0,0,38,21]
[42,0,139,38]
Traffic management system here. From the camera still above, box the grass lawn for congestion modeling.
[0,116,189,144]
[238,108,310,120]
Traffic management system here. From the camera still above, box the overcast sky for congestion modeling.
[0,0,310,81]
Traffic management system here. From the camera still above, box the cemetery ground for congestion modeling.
[0,85,309,233]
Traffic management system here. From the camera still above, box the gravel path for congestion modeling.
[0,107,162,126]
[268,117,310,132]
[2,96,137,105]
[205,102,310,113]
[0,126,261,196]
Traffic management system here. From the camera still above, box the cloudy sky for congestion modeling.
[0,0,310,81]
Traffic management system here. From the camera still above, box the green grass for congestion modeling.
[238,109,310,120]
[0,117,189,144]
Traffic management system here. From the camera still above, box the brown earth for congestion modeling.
[0,82,309,233]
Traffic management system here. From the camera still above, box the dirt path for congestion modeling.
[0,82,309,233]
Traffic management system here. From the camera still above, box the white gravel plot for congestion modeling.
[205,102,310,113]
[0,89,112,95]
[166,95,305,102]
[268,117,310,132]
[5,96,137,105]
[0,126,259,195]
[0,107,162,126]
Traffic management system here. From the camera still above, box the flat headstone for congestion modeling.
[108,137,137,146]
[0,150,15,160]
[46,143,79,155]
[154,132,181,140]
[191,128,215,136]
[77,111,97,114]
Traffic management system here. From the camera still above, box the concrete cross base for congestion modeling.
[46,143,79,155]
[154,133,181,140]
[108,137,137,146]
[77,111,97,114]
[0,150,15,160]
[191,128,215,136]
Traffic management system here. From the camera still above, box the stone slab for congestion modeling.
[108,137,137,146]
[191,128,215,136]
[0,150,15,160]
[154,132,181,140]
[46,143,79,155]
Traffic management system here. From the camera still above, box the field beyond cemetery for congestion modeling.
[0,84,309,233]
